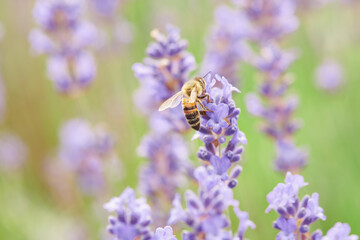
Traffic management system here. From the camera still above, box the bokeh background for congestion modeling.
[0,0,359,239]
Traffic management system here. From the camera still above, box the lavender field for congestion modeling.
[0,0,359,239]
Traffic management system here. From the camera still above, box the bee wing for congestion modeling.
[189,87,198,103]
[158,91,184,111]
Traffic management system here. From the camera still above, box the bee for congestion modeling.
[159,77,211,131]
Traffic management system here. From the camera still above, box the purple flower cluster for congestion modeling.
[274,140,308,173]
[153,226,177,240]
[202,0,306,172]
[168,166,255,239]
[240,0,299,43]
[201,5,251,84]
[195,73,247,181]
[58,119,116,194]
[89,0,134,48]
[104,187,153,240]
[104,187,177,240]
[315,59,344,93]
[137,132,191,223]
[323,222,359,240]
[132,25,195,223]
[29,0,97,95]
[246,46,297,126]
[266,172,326,240]
[240,2,307,172]
[133,25,195,130]
[89,0,121,17]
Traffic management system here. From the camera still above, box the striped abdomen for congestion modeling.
[182,98,200,130]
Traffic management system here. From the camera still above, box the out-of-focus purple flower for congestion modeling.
[90,0,121,17]
[46,51,96,94]
[58,119,116,195]
[253,44,297,82]
[29,0,98,95]
[133,25,196,126]
[315,59,344,93]
[241,0,299,43]
[168,166,255,239]
[137,132,191,221]
[30,0,98,54]
[104,187,153,240]
[194,73,246,181]
[323,222,359,240]
[274,140,308,172]
[201,5,251,84]
[0,132,28,171]
[153,226,177,240]
[89,0,134,50]
[32,0,81,31]
[243,4,306,173]
[267,172,326,240]
[245,46,301,141]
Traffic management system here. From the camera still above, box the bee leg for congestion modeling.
[199,110,207,116]
[198,93,213,103]
[197,99,213,114]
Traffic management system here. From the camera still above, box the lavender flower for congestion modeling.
[137,132,191,223]
[240,0,299,43]
[29,0,97,95]
[246,45,300,140]
[133,25,195,224]
[153,226,177,240]
[46,51,96,93]
[267,172,326,239]
[133,25,195,131]
[323,223,359,240]
[274,140,308,173]
[201,5,251,84]
[0,132,28,171]
[168,166,255,239]
[315,59,344,93]
[243,9,307,172]
[104,187,152,240]
[89,0,121,17]
[194,73,247,180]
[58,119,116,194]
[89,0,134,49]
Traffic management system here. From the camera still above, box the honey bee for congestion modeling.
[159,77,211,130]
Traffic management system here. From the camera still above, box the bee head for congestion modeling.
[195,77,206,90]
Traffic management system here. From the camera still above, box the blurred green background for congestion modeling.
[0,0,359,239]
